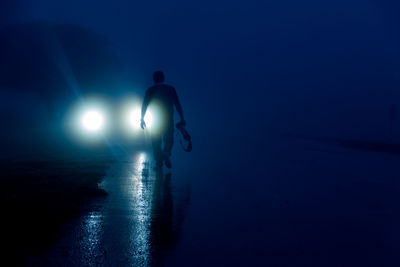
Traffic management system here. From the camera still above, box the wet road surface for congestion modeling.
[30,151,190,266]
[29,136,400,266]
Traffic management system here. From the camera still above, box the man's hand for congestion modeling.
[140,118,146,129]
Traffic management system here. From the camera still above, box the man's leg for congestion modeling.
[163,124,174,157]
[163,124,174,168]
[152,136,163,166]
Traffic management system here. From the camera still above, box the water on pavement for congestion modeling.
[29,135,400,266]
[29,151,190,266]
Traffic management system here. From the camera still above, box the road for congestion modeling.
[29,136,400,266]
[29,151,190,266]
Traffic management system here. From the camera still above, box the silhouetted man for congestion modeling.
[141,71,185,168]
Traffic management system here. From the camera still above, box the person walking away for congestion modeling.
[141,71,186,168]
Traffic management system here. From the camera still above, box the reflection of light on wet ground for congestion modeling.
[133,152,148,178]
[28,151,189,266]
[129,152,152,266]
[29,206,107,266]
[79,210,105,265]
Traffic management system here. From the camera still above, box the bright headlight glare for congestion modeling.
[127,108,153,129]
[81,110,104,132]
[65,97,110,143]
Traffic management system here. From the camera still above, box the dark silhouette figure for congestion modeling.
[141,71,185,168]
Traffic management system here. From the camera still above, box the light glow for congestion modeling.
[81,110,104,132]
[65,96,110,143]
[127,108,154,129]
[119,97,163,137]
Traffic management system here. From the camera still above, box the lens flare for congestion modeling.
[81,110,104,132]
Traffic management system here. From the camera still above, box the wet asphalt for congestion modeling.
[28,136,400,266]
[29,151,189,266]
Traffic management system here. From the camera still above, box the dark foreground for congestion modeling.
[0,154,113,265]
[29,151,190,266]
[4,135,400,266]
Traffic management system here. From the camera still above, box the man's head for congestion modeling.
[153,70,165,83]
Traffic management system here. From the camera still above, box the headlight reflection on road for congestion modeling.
[130,152,151,265]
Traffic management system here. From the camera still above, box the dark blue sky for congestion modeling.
[1,0,400,150]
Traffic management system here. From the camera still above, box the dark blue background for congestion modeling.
[2,0,400,151]
[1,1,400,266]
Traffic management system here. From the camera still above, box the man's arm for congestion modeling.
[172,87,185,125]
[141,89,152,129]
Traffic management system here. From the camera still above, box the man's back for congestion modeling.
[144,83,181,124]
[140,71,186,168]
[146,84,176,117]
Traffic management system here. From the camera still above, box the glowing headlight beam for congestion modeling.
[81,110,104,132]
[127,108,153,130]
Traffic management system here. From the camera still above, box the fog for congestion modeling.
[1,0,400,153]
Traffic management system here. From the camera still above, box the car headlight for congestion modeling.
[81,109,105,132]
[127,108,153,130]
